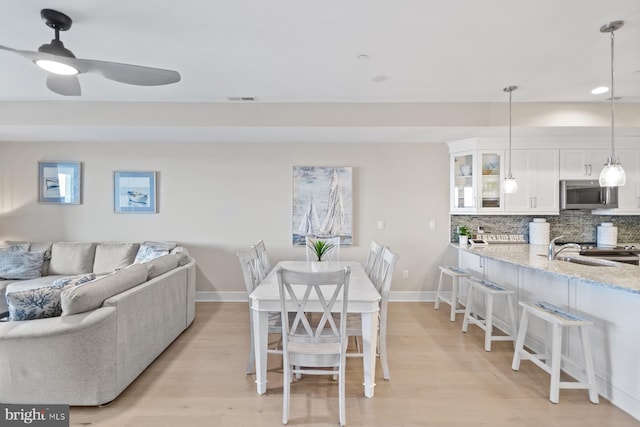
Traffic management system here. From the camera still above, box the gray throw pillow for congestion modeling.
[93,242,139,275]
[0,252,45,280]
[61,263,147,316]
[146,254,179,279]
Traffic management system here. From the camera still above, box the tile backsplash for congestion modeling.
[451,211,640,243]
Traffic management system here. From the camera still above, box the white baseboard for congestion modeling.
[195,291,437,303]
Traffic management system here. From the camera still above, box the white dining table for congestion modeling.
[250,260,382,398]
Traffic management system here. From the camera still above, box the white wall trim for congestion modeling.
[196,291,437,303]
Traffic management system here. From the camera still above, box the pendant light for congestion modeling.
[598,20,626,187]
[503,85,518,194]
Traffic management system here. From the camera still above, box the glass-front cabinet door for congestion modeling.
[451,150,504,213]
[452,152,475,211]
[479,151,503,210]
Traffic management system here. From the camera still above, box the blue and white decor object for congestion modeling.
[0,252,45,280]
[38,161,82,204]
[6,273,96,321]
[134,244,170,263]
[114,171,157,213]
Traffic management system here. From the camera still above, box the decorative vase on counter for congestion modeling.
[459,236,469,245]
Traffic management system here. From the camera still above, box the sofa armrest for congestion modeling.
[0,307,118,405]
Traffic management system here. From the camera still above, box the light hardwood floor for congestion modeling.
[71,302,639,426]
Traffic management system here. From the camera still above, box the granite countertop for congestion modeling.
[452,243,640,294]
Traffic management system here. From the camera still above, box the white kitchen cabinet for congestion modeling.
[504,149,559,214]
[450,149,505,214]
[559,149,611,179]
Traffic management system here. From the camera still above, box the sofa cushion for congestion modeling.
[134,244,170,263]
[93,243,140,275]
[146,254,179,279]
[5,274,95,321]
[61,263,147,316]
[0,252,45,280]
[48,242,97,275]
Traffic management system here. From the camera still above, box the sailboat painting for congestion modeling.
[292,166,352,246]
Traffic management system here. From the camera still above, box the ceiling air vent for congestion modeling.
[227,96,257,101]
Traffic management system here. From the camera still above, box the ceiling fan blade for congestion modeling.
[46,74,81,96]
[0,44,41,61]
[71,58,181,86]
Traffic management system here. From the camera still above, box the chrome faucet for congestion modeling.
[548,236,582,260]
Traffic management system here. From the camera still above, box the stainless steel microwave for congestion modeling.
[560,180,618,210]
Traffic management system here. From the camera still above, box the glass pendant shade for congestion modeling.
[503,176,518,193]
[599,158,627,187]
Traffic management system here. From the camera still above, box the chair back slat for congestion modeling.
[277,266,350,344]
[253,240,271,280]
[237,246,262,296]
[364,240,385,278]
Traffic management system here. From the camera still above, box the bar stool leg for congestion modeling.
[461,284,475,332]
[580,326,600,404]
[450,276,458,322]
[484,294,494,351]
[435,270,444,310]
[512,309,529,371]
[506,294,518,348]
[549,323,563,404]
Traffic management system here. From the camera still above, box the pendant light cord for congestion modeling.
[508,89,513,176]
[609,29,615,160]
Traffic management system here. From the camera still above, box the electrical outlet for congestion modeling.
[402,270,409,279]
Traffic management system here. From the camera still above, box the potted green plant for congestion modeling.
[457,226,472,245]
[307,238,337,261]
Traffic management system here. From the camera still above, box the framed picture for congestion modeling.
[114,171,157,213]
[38,161,82,204]
[292,166,352,246]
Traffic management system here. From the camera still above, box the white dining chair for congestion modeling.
[237,246,282,375]
[363,240,385,282]
[344,247,399,380]
[276,265,351,426]
[305,235,340,262]
[253,240,271,281]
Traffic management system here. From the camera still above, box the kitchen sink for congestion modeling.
[538,254,619,267]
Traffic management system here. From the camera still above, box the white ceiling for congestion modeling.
[0,1,639,143]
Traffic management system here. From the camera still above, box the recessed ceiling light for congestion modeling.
[591,86,609,95]
[357,54,369,61]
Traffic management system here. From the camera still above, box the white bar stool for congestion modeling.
[511,301,599,404]
[435,265,471,321]
[461,277,518,351]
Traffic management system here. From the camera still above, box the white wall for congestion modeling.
[0,141,455,300]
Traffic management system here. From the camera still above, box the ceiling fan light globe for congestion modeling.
[599,161,626,187]
[35,59,78,75]
[503,177,518,194]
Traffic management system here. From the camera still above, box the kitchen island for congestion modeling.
[451,243,640,420]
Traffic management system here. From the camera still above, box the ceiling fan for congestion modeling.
[0,8,181,96]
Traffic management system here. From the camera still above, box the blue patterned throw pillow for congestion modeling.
[134,244,170,263]
[0,251,45,279]
[6,273,97,321]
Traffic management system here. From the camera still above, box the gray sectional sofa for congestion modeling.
[0,241,196,406]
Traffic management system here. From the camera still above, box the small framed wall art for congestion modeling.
[38,161,82,204]
[114,171,157,213]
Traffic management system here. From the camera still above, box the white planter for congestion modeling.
[459,236,469,245]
